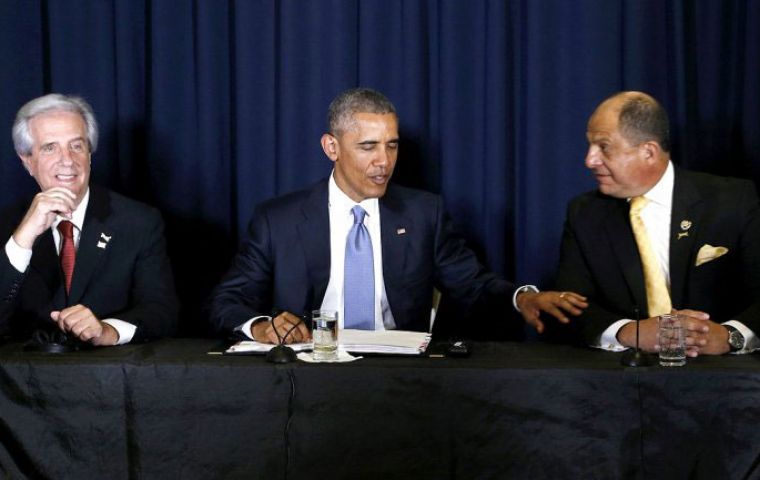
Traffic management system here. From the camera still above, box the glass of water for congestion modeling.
[312,310,338,361]
[659,314,686,367]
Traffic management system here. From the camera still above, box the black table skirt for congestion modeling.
[1,339,759,479]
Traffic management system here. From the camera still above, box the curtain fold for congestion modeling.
[0,0,757,334]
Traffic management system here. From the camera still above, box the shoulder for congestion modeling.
[677,168,759,205]
[382,183,442,211]
[566,189,616,216]
[92,186,164,228]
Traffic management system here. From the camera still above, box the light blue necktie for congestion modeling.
[344,205,375,330]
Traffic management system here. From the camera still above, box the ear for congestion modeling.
[19,154,33,175]
[640,141,660,162]
[320,133,339,162]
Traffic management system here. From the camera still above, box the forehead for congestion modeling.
[345,112,398,135]
[587,102,622,139]
[28,111,86,141]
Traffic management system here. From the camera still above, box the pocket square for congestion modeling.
[695,244,729,266]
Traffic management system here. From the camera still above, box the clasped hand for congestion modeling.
[252,311,312,344]
[617,309,730,356]
[13,187,77,249]
[50,305,119,346]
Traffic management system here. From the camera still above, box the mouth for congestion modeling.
[368,175,388,186]
[55,174,77,183]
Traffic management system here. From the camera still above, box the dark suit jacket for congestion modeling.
[555,167,760,345]
[209,180,514,335]
[0,185,178,342]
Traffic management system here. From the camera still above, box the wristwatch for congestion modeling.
[725,325,745,352]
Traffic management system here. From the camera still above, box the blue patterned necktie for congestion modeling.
[344,205,375,330]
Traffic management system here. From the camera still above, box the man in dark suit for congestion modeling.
[0,94,178,346]
[555,91,760,355]
[210,88,586,343]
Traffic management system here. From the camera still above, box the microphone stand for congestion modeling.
[266,313,301,363]
[621,307,653,367]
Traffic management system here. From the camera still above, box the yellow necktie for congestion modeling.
[629,196,672,316]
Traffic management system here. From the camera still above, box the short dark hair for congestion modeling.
[617,94,670,152]
[327,88,396,136]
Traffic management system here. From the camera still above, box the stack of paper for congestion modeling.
[224,341,310,355]
[223,330,430,356]
[340,329,431,355]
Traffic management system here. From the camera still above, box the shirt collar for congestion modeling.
[53,187,90,232]
[328,171,379,219]
[642,161,674,209]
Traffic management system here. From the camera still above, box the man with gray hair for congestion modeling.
[210,87,586,343]
[0,93,178,348]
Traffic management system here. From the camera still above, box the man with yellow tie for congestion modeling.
[555,91,760,356]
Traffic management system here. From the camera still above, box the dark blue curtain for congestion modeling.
[0,0,758,335]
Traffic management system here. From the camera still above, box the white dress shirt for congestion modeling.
[321,172,396,330]
[597,162,758,353]
[238,173,396,339]
[4,188,136,344]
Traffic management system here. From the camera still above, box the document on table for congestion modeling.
[340,329,431,355]
[224,341,311,355]
[223,330,430,356]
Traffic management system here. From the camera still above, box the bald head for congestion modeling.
[584,91,671,198]
[595,91,671,153]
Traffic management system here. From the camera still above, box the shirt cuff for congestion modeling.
[593,319,634,351]
[236,315,272,340]
[5,236,32,273]
[723,320,759,354]
[512,285,539,312]
[102,319,136,345]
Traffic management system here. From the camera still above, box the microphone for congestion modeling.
[620,306,653,367]
[265,311,303,364]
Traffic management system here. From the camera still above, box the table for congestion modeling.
[1,339,759,479]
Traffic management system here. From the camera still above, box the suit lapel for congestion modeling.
[379,187,410,310]
[68,187,113,304]
[605,198,649,314]
[296,181,331,309]
[668,169,703,308]
[29,230,66,308]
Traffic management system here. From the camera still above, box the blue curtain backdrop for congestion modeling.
[0,0,758,335]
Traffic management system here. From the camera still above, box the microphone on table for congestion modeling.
[266,310,303,364]
[620,306,653,367]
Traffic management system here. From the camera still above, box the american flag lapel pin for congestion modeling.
[98,232,112,249]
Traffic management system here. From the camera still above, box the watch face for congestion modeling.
[728,330,745,350]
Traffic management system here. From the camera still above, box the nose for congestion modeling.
[584,145,601,169]
[58,147,74,166]
[374,147,391,168]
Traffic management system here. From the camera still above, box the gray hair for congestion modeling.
[606,92,671,153]
[12,93,99,156]
[327,88,397,136]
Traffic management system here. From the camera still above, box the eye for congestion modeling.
[69,141,86,153]
[387,142,399,150]
[359,144,375,151]
[40,144,57,154]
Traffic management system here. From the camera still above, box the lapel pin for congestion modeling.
[677,232,689,240]
[396,228,406,235]
[98,232,112,249]
[680,220,691,231]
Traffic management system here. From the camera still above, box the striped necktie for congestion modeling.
[629,196,671,316]
[57,221,77,295]
[344,205,375,330]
